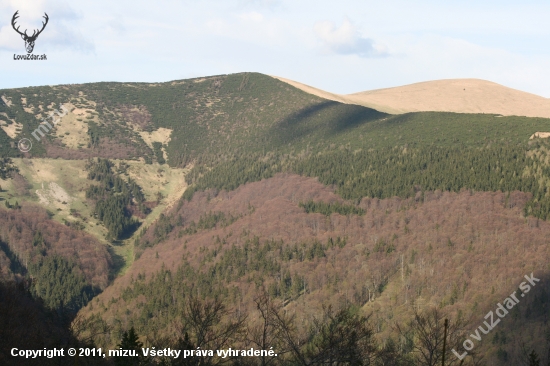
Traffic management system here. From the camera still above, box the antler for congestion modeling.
[11,11,26,37]
[32,13,49,38]
[11,11,49,39]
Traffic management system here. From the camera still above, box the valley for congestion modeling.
[1,72,550,364]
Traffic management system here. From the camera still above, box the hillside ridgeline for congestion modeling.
[274,76,550,117]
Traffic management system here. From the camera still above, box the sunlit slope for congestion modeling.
[0,73,388,162]
[3,73,550,164]
[270,76,350,105]
[347,79,550,117]
[274,76,550,117]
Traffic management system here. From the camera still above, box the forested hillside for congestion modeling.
[2,73,550,364]
[85,174,550,364]
[3,73,550,163]
[0,202,111,313]
[0,280,108,366]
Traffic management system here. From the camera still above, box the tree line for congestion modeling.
[183,142,550,221]
[299,200,365,216]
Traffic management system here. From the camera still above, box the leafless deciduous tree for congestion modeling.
[395,307,482,366]
[172,295,248,366]
[246,291,292,366]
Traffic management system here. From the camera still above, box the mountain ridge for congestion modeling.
[273,75,550,118]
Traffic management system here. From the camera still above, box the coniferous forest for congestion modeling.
[85,158,146,240]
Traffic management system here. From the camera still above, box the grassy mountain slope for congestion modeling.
[346,78,550,117]
[275,76,550,118]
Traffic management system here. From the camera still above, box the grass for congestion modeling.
[115,160,190,276]
[4,158,190,278]
[53,103,91,149]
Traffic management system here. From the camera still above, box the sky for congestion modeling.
[1,0,550,96]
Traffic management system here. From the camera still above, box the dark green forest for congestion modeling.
[299,200,365,216]
[183,141,550,221]
[29,255,97,313]
[85,158,147,240]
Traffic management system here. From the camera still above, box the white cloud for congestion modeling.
[0,25,21,51]
[313,17,388,58]
[240,0,283,10]
[206,19,226,33]
[238,11,264,23]
[0,0,48,19]
[41,25,94,53]
[105,15,126,35]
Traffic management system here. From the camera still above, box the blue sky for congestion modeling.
[1,0,549,96]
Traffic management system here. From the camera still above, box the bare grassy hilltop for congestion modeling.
[274,76,550,117]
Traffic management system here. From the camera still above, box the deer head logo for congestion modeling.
[12,11,49,54]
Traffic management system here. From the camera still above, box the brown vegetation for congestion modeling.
[44,138,140,160]
[117,105,153,130]
[0,250,11,280]
[83,174,550,360]
[11,172,32,196]
[0,203,111,288]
